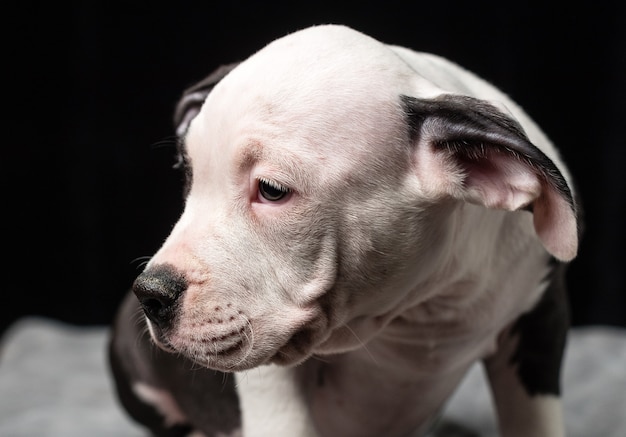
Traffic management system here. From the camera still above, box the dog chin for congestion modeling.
[158,338,260,372]
[148,329,314,372]
[171,342,310,372]
[269,342,316,368]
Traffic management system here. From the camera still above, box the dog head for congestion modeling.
[133,25,578,372]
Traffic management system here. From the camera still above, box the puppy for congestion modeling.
[109,24,580,437]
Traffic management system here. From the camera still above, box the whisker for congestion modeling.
[234,370,248,388]
[130,256,152,270]
[221,371,230,389]
[312,355,331,364]
[133,313,147,332]
[232,316,254,369]
[150,136,178,150]
[344,325,379,366]
[188,356,204,371]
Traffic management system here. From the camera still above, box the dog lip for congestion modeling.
[164,322,255,371]
[268,308,333,366]
[146,323,177,353]
[199,327,247,354]
[156,340,177,353]
[269,325,324,366]
[155,309,328,370]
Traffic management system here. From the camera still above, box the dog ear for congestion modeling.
[403,94,579,262]
[173,63,240,137]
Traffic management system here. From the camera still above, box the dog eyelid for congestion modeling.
[257,177,292,202]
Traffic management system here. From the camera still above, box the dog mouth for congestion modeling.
[144,322,177,353]
[148,322,324,372]
[201,328,248,355]
[269,327,320,366]
[172,327,253,371]
[143,317,248,367]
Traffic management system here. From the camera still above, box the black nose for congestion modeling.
[132,263,188,329]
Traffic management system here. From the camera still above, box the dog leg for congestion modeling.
[483,262,569,437]
[235,364,319,437]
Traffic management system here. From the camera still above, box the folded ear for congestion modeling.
[403,94,579,261]
[173,62,240,137]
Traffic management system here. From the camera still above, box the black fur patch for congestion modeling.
[108,332,194,437]
[509,260,570,396]
[173,63,240,198]
[400,94,576,215]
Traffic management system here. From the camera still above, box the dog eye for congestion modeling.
[258,178,291,202]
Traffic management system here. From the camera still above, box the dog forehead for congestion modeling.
[187,26,420,165]
[233,24,406,82]
[205,25,415,119]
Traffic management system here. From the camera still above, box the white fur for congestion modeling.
[235,366,318,437]
[133,382,188,427]
[141,25,577,436]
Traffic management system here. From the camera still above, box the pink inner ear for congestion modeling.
[458,149,578,261]
[461,151,542,211]
[532,187,579,262]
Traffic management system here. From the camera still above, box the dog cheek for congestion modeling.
[338,200,454,314]
[250,207,339,300]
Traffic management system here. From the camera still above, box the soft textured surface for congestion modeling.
[1,317,625,436]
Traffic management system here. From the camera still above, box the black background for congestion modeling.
[3,1,625,336]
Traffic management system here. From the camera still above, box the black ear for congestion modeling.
[403,94,579,261]
[173,63,239,137]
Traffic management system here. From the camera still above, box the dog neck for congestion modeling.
[301,205,550,437]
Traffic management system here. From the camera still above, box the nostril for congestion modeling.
[141,296,165,314]
[132,263,188,328]
[139,296,173,328]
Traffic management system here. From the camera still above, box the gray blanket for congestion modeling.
[1,317,625,436]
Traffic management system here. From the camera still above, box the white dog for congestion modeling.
[110,24,580,437]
